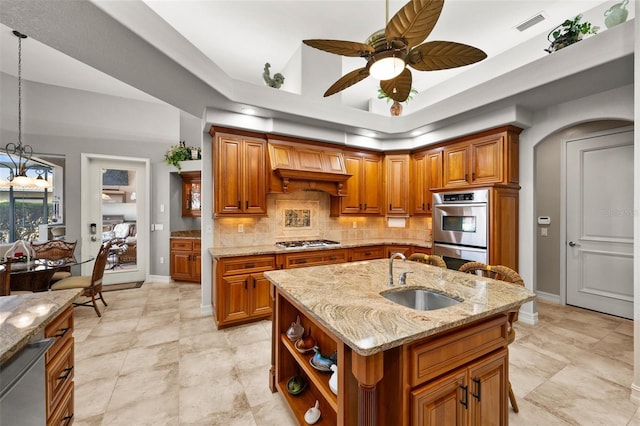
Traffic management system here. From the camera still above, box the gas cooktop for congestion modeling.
[275,239,341,249]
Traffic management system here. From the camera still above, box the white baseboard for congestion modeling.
[200,304,213,316]
[147,275,171,283]
[518,309,539,325]
[535,291,561,304]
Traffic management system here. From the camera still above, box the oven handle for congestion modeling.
[433,203,487,209]
[433,243,488,253]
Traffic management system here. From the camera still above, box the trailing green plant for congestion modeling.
[377,87,418,103]
[165,141,200,172]
[546,14,599,53]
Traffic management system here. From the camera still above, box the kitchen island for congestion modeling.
[264,259,536,426]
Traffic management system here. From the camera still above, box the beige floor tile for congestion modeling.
[75,350,127,382]
[526,365,637,425]
[251,396,297,426]
[74,376,118,420]
[179,316,219,339]
[179,348,236,388]
[179,378,249,423]
[224,321,271,347]
[509,398,570,425]
[88,317,139,338]
[237,364,277,408]
[133,323,180,348]
[120,342,180,375]
[136,311,180,332]
[75,331,137,360]
[108,363,179,411]
[101,392,180,426]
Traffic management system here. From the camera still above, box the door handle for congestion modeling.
[568,241,580,247]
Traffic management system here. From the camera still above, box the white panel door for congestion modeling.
[566,128,634,319]
[82,155,149,285]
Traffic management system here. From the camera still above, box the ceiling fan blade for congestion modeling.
[303,39,374,57]
[408,41,487,71]
[324,67,371,97]
[380,68,413,102]
[386,0,444,49]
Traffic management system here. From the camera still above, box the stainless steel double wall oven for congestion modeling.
[432,189,489,270]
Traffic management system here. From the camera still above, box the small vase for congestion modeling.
[604,0,629,29]
[390,101,403,116]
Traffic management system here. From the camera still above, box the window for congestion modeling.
[0,152,64,243]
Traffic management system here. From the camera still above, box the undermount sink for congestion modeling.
[382,288,461,311]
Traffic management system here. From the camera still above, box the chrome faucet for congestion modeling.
[388,252,406,287]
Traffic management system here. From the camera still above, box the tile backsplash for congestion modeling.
[214,190,432,247]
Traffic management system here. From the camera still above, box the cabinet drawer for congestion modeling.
[45,306,73,363]
[171,240,193,251]
[221,255,276,275]
[409,315,507,386]
[47,379,74,426]
[349,246,384,261]
[46,337,74,418]
[281,249,348,269]
[193,241,201,251]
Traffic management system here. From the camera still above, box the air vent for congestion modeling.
[516,13,546,32]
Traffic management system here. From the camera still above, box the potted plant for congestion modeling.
[378,87,418,116]
[165,141,201,173]
[545,14,599,53]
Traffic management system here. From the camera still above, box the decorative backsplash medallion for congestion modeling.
[276,200,319,239]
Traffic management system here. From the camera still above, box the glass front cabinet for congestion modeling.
[181,171,201,217]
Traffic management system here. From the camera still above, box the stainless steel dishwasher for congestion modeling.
[0,337,54,426]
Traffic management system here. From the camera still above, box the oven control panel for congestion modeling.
[443,193,475,202]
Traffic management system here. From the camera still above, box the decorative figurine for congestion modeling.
[304,400,321,424]
[263,63,285,88]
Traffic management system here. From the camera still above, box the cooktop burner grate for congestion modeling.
[275,239,340,249]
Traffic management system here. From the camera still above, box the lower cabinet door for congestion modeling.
[411,370,468,426]
[220,275,250,323]
[468,349,508,425]
[171,252,192,281]
[249,274,272,317]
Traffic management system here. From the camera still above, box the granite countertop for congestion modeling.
[209,238,432,258]
[264,259,536,356]
[170,230,201,239]
[0,289,82,364]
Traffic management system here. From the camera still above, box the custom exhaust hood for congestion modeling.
[267,137,351,197]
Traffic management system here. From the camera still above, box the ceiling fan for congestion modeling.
[303,0,487,102]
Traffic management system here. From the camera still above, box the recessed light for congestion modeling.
[361,130,377,138]
[240,107,256,115]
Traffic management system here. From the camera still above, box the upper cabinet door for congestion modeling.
[385,154,410,215]
[361,154,383,214]
[215,133,267,215]
[442,143,470,188]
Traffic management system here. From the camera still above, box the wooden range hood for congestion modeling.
[267,137,351,197]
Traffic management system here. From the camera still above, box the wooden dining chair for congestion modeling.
[31,240,77,283]
[457,261,525,413]
[408,253,447,268]
[51,241,112,317]
[0,262,11,296]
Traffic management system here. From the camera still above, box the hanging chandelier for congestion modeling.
[3,30,50,189]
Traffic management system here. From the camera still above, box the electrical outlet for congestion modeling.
[160,256,164,264]
[238,224,244,233]
[352,221,357,229]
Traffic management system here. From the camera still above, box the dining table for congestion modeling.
[9,256,95,293]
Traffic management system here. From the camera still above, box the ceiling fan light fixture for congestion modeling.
[369,51,406,80]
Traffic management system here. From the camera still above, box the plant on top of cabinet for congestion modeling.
[165,141,201,173]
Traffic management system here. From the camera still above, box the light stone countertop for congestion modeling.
[264,259,536,356]
[209,238,432,258]
[0,289,82,364]
[170,230,201,239]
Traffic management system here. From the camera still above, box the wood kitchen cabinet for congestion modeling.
[385,153,410,215]
[348,245,385,261]
[213,255,275,328]
[411,348,508,425]
[277,248,348,269]
[331,151,382,215]
[213,129,267,215]
[411,148,443,214]
[442,126,521,189]
[181,171,201,217]
[170,239,201,283]
[45,306,75,426]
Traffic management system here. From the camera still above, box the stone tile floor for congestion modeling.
[72,281,640,425]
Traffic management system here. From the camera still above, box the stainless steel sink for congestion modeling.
[382,289,461,311]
